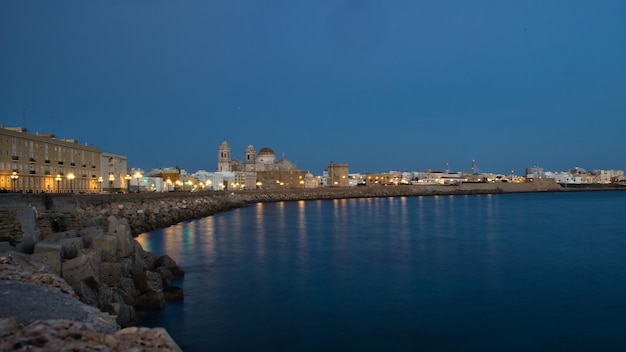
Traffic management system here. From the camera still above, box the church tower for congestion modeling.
[244,144,256,171]
[217,140,231,172]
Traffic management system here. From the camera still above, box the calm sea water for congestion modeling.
[136,191,626,351]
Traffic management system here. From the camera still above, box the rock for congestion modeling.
[0,281,118,334]
[90,234,118,261]
[134,291,165,310]
[61,252,100,291]
[31,242,63,275]
[57,236,84,259]
[0,318,182,351]
[155,254,185,280]
[133,270,163,293]
[155,266,175,285]
[163,286,184,301]
[99,262,124,286]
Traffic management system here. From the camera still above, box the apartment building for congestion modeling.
[0,126,103,193]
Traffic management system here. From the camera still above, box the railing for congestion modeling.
[12,156,19,161]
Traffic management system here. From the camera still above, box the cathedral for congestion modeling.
[217,140,309,190]
[217,140,298,172]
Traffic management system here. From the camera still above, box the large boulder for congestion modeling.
[133,271,165,310]
[155,254,185,280]
[90,235,118,262]
[99,262,124,286]
[57,237,85,259]
[31,242,63,275]
[61,251,101,292]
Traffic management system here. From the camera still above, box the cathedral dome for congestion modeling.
[258,147,275,156]
[257,147,276,164]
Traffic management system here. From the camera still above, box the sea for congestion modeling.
[136,191,626,351]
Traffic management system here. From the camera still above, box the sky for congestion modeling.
[1,1,625,175]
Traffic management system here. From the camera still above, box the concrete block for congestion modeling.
[100,262,124,286]
[58,237,85,259]
[31,242,63,275]
[90,235,118,255]
[62,253,100,289]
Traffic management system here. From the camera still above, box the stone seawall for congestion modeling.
[9,182,563,237]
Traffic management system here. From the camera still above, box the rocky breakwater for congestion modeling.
[73,191,249,235]
[23,213,185,327]
[0,253,182,351]
[233,181,562,203]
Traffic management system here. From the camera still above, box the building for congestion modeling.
[216,140,308,189]
[326,162,349,187]
[101,152,129,191]
[1,125,103,193]
[217,140,298,173]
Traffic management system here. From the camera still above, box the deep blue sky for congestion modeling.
[1,1,625,175]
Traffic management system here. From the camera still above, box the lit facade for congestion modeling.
[0,126,102,193]
[326,162,349,187]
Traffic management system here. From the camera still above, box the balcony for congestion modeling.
[82,164,86,168]
[92,165,96,169]
[44,160,50,164]
[29,170,36,175]
[82,174,87,178]
[11,156,19,161]
[44,171,51,175]
[29,157,36,162]
[71,162,76,166]
[58,161,64,165]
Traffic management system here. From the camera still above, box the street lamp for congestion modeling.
[98,176,103,193]
[124,174,132,193]
[10,171,19,192]
[108,174,115,190]
[133,171,142,193]
[67,173,75,193]
[55,174,62,193]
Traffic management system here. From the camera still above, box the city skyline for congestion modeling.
[1,1,625,174]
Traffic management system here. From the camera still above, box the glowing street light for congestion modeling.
[133,171,142,193]
[108,174,115,190]
[10,171,19,192]
[55,174,62,193]
[124,174,132,193]
[98,176,103,193]
[67,172,75,193]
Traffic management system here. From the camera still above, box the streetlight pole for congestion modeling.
[55,174,62,193]
[67,173,75,193]
[108,174,115,192]
[133,171,142,193]
[125,174,131,194]
[10,171,19,192]
[98,176,103,193]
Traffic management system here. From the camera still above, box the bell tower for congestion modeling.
[217,140,231,172]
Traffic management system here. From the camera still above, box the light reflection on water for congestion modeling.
[136,192,626,352]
